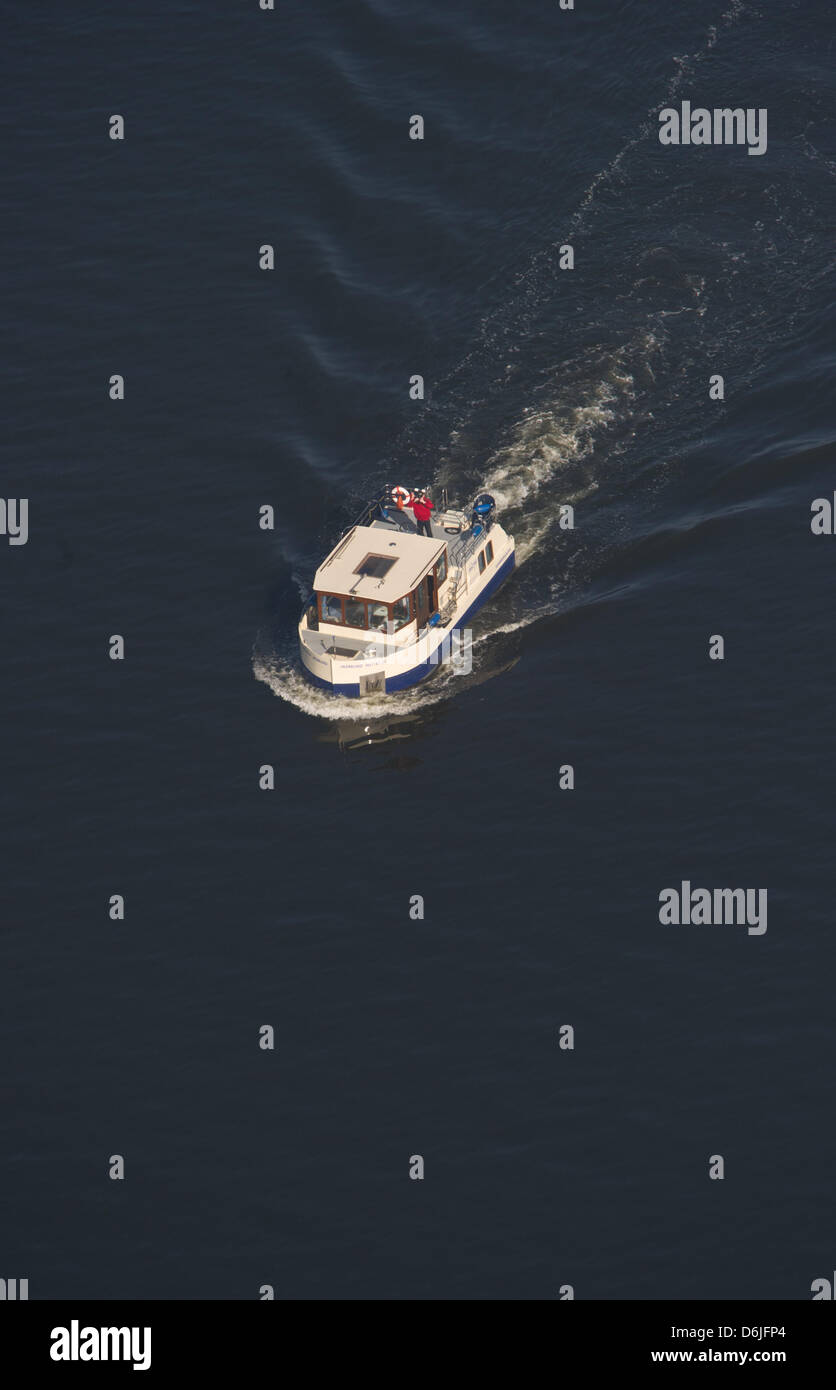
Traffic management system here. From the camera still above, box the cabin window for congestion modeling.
[344,598,367,628]
[368,602,389,632]
[321,594,344,624]
[478,550,487,574]
[391,596,412,630]
[436,551,447,585]
[485,540,494,564]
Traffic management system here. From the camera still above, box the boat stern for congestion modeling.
[298,612,388,696]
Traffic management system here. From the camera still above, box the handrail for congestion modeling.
[318,525,357,571]
[449,522,488,569]
[343,489,394,535]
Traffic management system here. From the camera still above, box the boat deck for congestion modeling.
[366,506,492,575]
[366,510,463,546]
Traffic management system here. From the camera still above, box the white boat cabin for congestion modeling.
[310,523,450,643]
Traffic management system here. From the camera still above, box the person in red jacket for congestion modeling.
[411,491,434,537]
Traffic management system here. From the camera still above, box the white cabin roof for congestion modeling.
[314,524,446,603]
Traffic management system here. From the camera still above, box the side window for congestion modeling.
[391,596,412,630]
[437,551,448,585]
[344,598,367,628]
[478,550,486,574]
[321,594,344,623]
[367,602,389,632]
[485,540,494,564]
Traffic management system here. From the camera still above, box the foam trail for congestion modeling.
[255,2,755,720]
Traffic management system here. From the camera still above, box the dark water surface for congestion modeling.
[2,0,835,1298]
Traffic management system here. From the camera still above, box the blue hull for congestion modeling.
[301,549,516,697]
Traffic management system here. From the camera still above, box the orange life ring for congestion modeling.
[391,485,414,511]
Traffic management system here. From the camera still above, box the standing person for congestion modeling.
[411,491,434,538]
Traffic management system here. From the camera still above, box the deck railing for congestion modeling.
[343,489,399,535]
[448,519,489,569]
